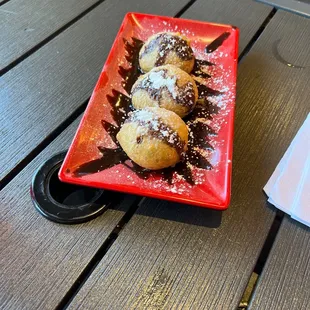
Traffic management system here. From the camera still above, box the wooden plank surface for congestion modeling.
[0,116,137,310]
[0,0,98,71]
[249,217,310,310]
[0,0,189,184]
[183,0,273,54]
[65,6,310,310]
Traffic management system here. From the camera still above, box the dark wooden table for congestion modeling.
[1,0,310,309]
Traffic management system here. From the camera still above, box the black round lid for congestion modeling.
[31,151,109,224]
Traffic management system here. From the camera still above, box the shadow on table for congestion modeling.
[135,198,223,228]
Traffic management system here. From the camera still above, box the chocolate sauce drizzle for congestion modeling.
[119,38,144,93]
[205,32,230,53]
[186,100,220,121]
[191,59,215,79]
[74,31,230,185]
[196,81,223,98]
[74,147,127,176]
[140,33,194,66]
[106,89,133,126]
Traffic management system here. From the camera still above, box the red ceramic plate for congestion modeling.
[59,12,239,210]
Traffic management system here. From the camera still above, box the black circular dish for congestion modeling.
[31,151,108,224]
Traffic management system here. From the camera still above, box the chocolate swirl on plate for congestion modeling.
[205,31,230,53]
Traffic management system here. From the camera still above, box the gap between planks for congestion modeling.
[238,210,284,309]
[0,99,89,191]
[175,0,197,17]
[55,197,145,310]
[239,7,277,61]
[0,0,11,7]
[0,0,108,76]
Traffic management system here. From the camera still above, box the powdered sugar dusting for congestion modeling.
[133,68,196,109]
[130,109,154,123]
[148,70,178,98]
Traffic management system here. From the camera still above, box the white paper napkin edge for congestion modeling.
[265,113,310,227]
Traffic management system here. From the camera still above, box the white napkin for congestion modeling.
[264,113,310,227]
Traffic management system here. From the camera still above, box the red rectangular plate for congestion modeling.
[59,12,239,210]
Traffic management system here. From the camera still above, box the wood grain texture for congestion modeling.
[249,217,310,310]
[182,0,273,54]
[0,0,98,71]
[0,0,189,183]
[66,7,310,310]
[0,116,137,310]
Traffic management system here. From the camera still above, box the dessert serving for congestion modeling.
[139,32,195,73]
[59,13,239,209]
[117,107,188,170]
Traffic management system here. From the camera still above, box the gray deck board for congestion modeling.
[183,0,273,54]
[249,217,310,310]
[0,0,97,71]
